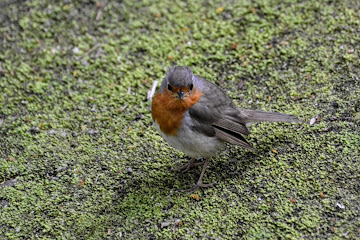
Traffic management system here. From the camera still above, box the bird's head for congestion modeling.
[162,66,195,100]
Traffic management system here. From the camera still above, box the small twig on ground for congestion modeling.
[96,1,107,21]
[121,104,128,112]
[79,43,100,59]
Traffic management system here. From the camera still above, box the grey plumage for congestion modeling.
[214,127,255,151]
[187,72,300,151]
[240,109,302,123]
[213,118,250,136]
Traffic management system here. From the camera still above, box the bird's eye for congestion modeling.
[189,84,193,91]
[167,84,173,91]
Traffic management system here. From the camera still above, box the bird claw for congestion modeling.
[171,160,204,174]
[183,181,215,193]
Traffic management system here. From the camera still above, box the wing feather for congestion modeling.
[213,125,255,151]
[212,118,250,136]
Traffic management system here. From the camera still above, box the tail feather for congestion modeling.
[240,109,301,124]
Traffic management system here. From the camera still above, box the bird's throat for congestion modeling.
[152,88,203,135]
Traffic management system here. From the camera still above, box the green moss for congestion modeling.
[0,0,359,239]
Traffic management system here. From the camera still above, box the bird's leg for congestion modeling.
[184,157,214,193]
[171,157,204,174]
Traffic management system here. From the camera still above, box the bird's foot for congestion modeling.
[171,158,204,174]
[183,181,215,193]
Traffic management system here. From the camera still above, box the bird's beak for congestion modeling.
[177,89,184,99]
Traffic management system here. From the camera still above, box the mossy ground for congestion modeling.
[0,0,359,239]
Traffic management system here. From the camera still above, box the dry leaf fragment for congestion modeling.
[127,145,136,150]
[272,149,278,155]
[78,180,85,186]
[216,7,224,14]
[191,194,201,200]
[63,4,71,11]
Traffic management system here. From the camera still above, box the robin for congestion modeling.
[152,66,301,192]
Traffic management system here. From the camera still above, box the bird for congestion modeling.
[151,66,301,192]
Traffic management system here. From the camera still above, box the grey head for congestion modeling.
[167,66,194,87]
[159,66,195,93]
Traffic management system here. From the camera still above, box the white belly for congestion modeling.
[154,121,224,158]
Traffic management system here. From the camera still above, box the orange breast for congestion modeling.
[152,88,203,135]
